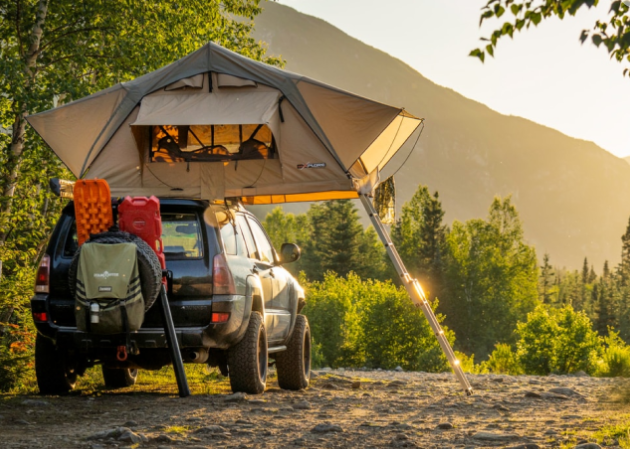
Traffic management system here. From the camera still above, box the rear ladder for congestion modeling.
[359,193,473,396]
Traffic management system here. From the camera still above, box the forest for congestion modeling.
[262,185,630,379]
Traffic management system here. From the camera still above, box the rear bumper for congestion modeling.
[32,293,251,352]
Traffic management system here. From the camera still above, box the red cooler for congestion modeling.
[118,196,166,274]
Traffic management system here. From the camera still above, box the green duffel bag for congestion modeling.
[75,242,144,334]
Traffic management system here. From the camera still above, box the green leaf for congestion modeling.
[511,4,521,15]
[579,29,589,44]
[480,9,495,26]
[486,44,495,57]
[494,4,506,18]
[592,34,603,47]
[469,48,486,63]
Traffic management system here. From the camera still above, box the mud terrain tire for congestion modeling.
[35,334,77,395]
[227,312,267,394]
[102,367,138,388]
[275,314,311,390]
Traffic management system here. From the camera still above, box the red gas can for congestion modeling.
[118,196,166,272]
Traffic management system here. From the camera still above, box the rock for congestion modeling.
[473,431,520,441]
[118,430,142,444]
[544,429,559,435]
[312,423,343,433]
[90,445,106,449]
[395,366,404,372]
[123,420,138,427]
[156,446,173,449]
[21,399,49,407]
[574,444,602,449]
[506,445,541,449]
[493,404,510,412]
[153,434,175,443]
[194,425,227,434]
[436,422,453,430]
[293,401,312,410]
[322,382,340,390]
[572,371,589,377]
[311,371,319,378]
[187,417,203,422]
[548,387,581,397]
[540,392,569,400]
[322,367,332,372]
[524,391,541,399]
[352,380,361,389]
[224,392,248,402]
[87,427,128,440]
[14,419,31,425]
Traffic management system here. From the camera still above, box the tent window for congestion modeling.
[151,124,276,163]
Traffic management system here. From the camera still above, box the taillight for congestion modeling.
[35,255,50,293]
[213,253,235,295]
[33,312,48,322]
[211,312,230,323]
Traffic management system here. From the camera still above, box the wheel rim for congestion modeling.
[303,329,311,378]
[258,328,268,383]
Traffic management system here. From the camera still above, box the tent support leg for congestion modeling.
[159,284,191,398]
[359,193,473,396]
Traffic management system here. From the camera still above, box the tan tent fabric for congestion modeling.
[133,91,281,126]
[26,43,423,202]
[164,73,204,91]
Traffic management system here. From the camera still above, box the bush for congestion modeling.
[517,305,601,375]
[302,271,452,372]
[485,343,522,375]
[596,329,630,378]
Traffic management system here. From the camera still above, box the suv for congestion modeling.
[31,199,310,395]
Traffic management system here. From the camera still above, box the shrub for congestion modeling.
[517,305,601,375]
[303,271,452,372]
[485,343,522,375]
[596,329,630,378]
[455,351,488,374]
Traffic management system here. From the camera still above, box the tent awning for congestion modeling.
[132,91,281,126]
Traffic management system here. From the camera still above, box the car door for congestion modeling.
[245,216,292,343]
[236,214,275,334]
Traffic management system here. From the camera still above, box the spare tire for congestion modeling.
[68,231,162,311]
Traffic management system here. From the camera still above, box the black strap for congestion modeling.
[85,301,92,333]
[120,304,130,352]
[208,71,213,92]
[278,96,286,123]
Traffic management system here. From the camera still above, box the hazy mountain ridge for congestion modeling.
[252,2,630,269]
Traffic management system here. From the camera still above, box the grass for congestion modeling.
[0,363,235,397]
[594,420,630,449]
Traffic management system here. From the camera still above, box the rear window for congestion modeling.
[162,213,202,259]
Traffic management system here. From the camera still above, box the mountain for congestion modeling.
[251,2,630,269]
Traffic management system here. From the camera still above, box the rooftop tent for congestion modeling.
[26,43,422,202]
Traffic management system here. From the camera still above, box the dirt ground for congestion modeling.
[1,368,627,449]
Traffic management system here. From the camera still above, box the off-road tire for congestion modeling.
[275,314,311,390]
[68,231,162,311]
[227,312,267,394]
[102,367,138,388]
[35,334,77,395]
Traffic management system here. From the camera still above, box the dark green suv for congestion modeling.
[31,199,310,395]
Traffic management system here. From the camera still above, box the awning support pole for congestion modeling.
[358,193,473,396]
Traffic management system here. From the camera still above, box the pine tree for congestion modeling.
[621,217,630,285]
[391,185,447,299]
[582,258,589,284]
[539,253,554,303]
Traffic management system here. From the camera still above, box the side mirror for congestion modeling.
[279,243,301,264]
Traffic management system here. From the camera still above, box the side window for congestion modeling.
[247,217,275,264]
[236,214,258,259]
[162,213,202,259]
[219,221,237,255]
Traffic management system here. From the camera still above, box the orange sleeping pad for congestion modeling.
[73,179,113,246]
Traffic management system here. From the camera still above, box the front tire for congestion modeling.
[275,314,311,390]
[227,311,267,394]
[35,334,77,395]
[102,367,138,389]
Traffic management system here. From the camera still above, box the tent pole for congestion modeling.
[358,193,473,396]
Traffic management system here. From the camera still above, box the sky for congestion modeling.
[277,0,630,158]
